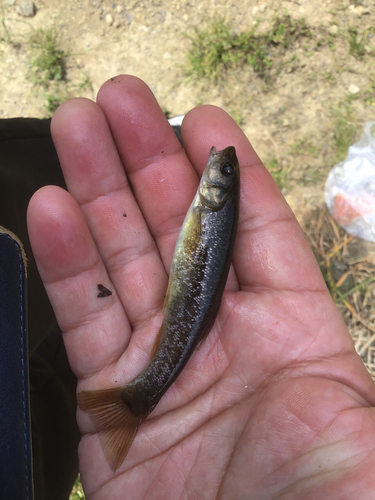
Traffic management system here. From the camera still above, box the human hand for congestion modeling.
[27,75,375,499]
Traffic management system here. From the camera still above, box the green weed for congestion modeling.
[44,93,66,114]
[185,15,311,83]
[185,19,270,81]
[79,74,93,92]
[229,109,244,126]
[364,78,375,106]
[265,157,287,189]
[330,101,359,163]
[325,71,336,84]
[298,167,326,187]
[26,28,71,115]
[347,27,367,59]
[163,108,172,119]
[290,137,319,157]
[1,17,13,44]
[268,15,310,48]
[29,28,65,87]
[70,475,85,500]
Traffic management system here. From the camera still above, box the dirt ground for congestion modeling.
[1,0,375,206]
[1,0,375,377]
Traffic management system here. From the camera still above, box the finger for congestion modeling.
[50,96,168,330]
[96,76,239,291]
[27,186,131,378]
[96,75,200,269]
[181,105,326,293]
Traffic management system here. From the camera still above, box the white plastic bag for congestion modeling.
[325,121,375,242]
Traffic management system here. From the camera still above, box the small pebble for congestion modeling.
[105,13,113,25]
[328,24,338,35]
[349,5,370,15]
[348,84,360,95]
[17,0,35,17]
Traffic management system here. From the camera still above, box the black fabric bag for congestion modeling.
[0,228,33,499]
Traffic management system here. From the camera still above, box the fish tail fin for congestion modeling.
[78,387,144,472]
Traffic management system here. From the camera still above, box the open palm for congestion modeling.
[27,76,375,500]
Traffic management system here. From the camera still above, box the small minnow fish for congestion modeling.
[78,146,240,471]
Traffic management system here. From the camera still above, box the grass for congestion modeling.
[185,19,269,81]
[364,78,375,106]
[1,21,94,115]
[286,101,360,188]
[29,28,65,86]
[70,475,85,500]
[330,101,360,163]
[44,93,67,113]
[26,28,70,114]
[268,15,310,48]
[289,137,319,158]
[185,15,311,83]
[265,157,288,190]
[26,27,93,115]
[347,26,367,59]
[303,207,375,381]
[229,109,244,126]
[79,74,93,92]
[185,14,375,97]
[1,16,15,45]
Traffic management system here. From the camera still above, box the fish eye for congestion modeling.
[221,163,234,176]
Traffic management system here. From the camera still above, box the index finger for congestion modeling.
[96,75,199,268]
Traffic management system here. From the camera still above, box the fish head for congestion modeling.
[199,146,240,211]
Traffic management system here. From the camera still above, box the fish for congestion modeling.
[78,145,240,471]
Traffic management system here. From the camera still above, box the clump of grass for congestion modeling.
[26,28,70,115]
[265,157,287,190]
[45,93,66,114]
[347,27,367,59]
[330,101,359,163]
[1,17,15,45]
[185,19,270,81]
[364,78,375,106]
[325,71,336,84]
[163,108,172,119]
[79,74,93,92]
[70,475,85,500]
[268,15,310,48]
[229,109,244,126]
[29,28,65,87]
[303,207,375,382]
[290,137,319,157]
[185,15,311,82]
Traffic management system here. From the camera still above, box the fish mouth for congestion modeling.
[215,146,237,162]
